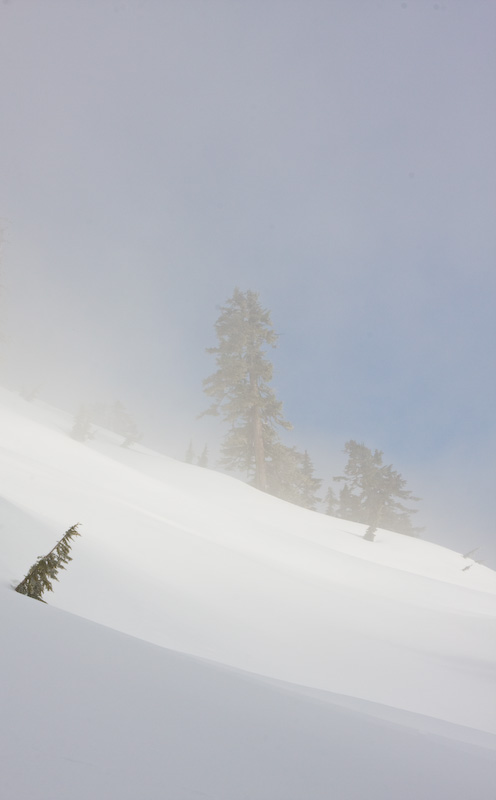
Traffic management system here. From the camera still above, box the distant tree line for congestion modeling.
[185,440,209,468]
[71,400,141,448]
[201,288,422,539]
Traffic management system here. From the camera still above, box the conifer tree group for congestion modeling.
[71,401,141,448]
[266,444,322,509]
[331,441,422,539]
[202,288,422,535]
[185,441,209,468]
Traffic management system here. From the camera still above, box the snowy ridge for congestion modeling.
[1,387,495,798]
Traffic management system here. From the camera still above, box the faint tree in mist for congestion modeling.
[332,441,422,539]
[19,385,40,402]
[71,405,95,442]
[324,485,338,516]
[185,440,195,463]
[90,400,142,448]
[70,400,141,447]
[202,288,292,492]
[267,445,322,510]
[198,444,209,468]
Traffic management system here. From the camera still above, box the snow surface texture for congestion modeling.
[1,387,495,798]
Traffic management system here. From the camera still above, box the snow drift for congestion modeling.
[1,387,495,798]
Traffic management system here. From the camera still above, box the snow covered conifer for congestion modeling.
[15,524,82,602]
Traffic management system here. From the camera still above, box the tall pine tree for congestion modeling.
[202,289,292,491]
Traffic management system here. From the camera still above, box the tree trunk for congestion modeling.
[250,374,266,491]
[253,412,266,490]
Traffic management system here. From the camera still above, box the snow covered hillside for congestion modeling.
[1,387,495,798]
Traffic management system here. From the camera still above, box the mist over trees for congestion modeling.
[185,441,209,468]
[6,272,423,537]
[71,401,141,448]
[330,441,422,539]
[267,445,322,510]
[202,289,422,537]
[198,444,209,468]
[71,404,95,443]
[202,288,326,509]
[185,439,195,464]
[202,288,292,492]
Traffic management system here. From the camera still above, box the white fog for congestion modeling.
[0,1,495,797]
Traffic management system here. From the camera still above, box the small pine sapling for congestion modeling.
[15,524,82,602]
[363,525,377,542]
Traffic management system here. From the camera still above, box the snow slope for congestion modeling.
[1,387,495,798]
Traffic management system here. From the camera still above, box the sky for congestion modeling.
[0,0,495,562]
